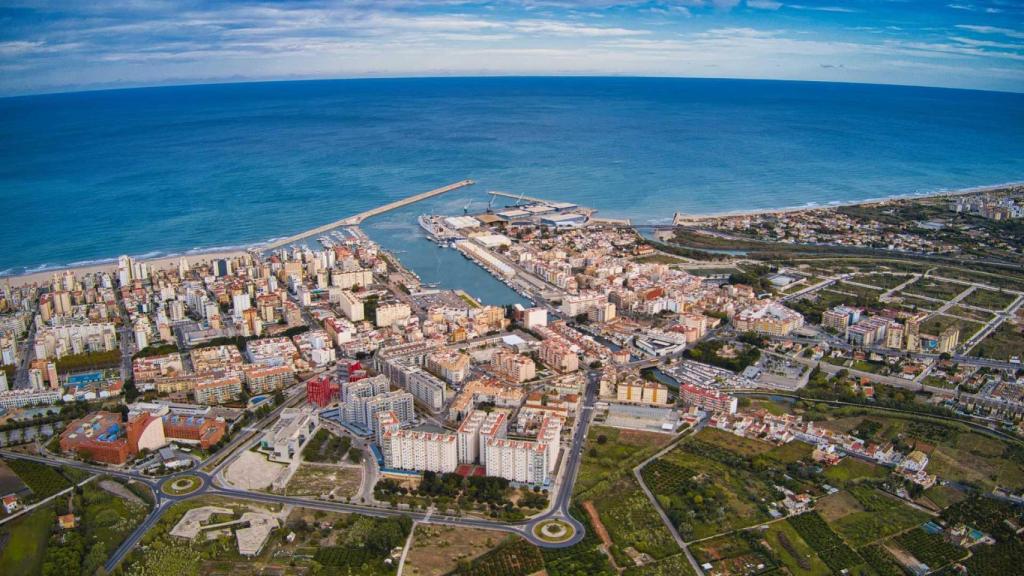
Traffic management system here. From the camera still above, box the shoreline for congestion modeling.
[670,180,1023,223]
[3,180,1020,287]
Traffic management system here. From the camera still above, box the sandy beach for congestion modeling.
[3,248,248,288]
[672,181,1023,223]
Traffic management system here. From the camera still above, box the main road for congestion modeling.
[2,360,599,572]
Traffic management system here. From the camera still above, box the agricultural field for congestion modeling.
[590,475,680,565]
[0,476,149,576]
[0,503,54,575]
[403,525,503,576]
[822,457,888,487]
[575,426,674,496]
[787,512,865,573]
[641,431,784,540]
[890,527,968,570]
[690,532,775,576]
[621,553,696,576]
[447,537,544,576]
[762,520,831,576]
[4,458,75,501]
[830,486,930,547]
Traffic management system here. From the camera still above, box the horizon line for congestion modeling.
[4,73,1023,101]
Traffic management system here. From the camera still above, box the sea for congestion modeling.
[1,77,1022,305]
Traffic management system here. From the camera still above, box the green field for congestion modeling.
[575,426,675,496]
[831,487,930,547]
[764,520,832,576]
[591,475,680,565]
[822,458,888,487]
[0,505,54,576]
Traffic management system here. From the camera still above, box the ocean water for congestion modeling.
[1,77,1022,303]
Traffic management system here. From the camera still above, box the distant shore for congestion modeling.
[3,248,248,288]
[672,181,1023,222]
[3,180,1020,288]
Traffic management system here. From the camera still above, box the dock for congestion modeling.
[263,179,474,250]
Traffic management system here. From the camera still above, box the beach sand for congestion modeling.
[3,248,248,288]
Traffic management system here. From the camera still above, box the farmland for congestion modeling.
[787,512,864,573]
[575,425,675,495]
[763,520,831,576]
[4,458,77,501]
[590,475,680,565]
[447,537,544,576]
[891,528,968,569]
[830,486,930,546]
[641,431,780,540]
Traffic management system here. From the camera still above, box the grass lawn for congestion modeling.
[823,458,888,487]
[403,525,503,576]
[974,323,1024,362]
[763,520,832,576]
[0,505,53,575]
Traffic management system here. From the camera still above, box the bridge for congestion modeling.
[262,179,475,251]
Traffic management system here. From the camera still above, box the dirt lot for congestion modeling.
[224,451,286,490]
[281,463,361,500]
[815,491,863,522]
[402,525,504,576]
[582,500,613,548]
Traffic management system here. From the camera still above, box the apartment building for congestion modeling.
[679,383,738,414]
[382,430,458,473]
[193,375,243,405]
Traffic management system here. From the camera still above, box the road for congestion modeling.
[0,361,601,572]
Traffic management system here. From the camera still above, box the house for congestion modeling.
[59,513,77,530]
[2,494,18,514]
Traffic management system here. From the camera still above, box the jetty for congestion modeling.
[263,179,474,250]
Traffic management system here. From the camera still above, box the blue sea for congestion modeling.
[1,77,1022,304]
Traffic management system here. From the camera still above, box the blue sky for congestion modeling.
[1,1,1022,95]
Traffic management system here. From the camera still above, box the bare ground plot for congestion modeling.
[281,463,361,500]
[99,479,146,506]
[224,451,286,491]
[974,322,1024,362]
[815,491,864,522]
[403,524,504,576]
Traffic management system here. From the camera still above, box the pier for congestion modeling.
[263,179,475,250]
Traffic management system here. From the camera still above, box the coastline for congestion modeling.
[2,248,248,288]
[670,181,1023,223]
[3,180,1020,288]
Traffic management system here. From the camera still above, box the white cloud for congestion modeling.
[747,0,783,9]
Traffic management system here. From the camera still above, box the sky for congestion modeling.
[0,0,1022,96]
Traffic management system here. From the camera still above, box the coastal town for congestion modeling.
[1,182,1023,576]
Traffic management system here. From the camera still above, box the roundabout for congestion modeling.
[162,475,203,497]
[532,518,575,544]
